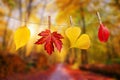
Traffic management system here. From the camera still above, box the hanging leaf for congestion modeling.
[35,30,63,55]
[14,26,30,50]
[65,27,81,47]
[75,34,90,49]
[98,23,110,42]
[65,27,90,49]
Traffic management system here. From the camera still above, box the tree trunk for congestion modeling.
[81,50,88,64]
[18,0,33,59]
[106,42,112,61]
[2,10,12,51]
[110,35,119,58]
[80,7,88,64]
[17,0,25,59]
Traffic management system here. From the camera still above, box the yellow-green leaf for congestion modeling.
[75,34,90,49]
[14,26,30,50]
[65,27,81,47]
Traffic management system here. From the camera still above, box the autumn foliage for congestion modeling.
[35,30,63,55]
[0,54,26,78]
[98,23,110,42]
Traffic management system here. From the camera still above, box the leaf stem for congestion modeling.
[69,16,73,26]
[48,16,51,29]
[96,12,102,24]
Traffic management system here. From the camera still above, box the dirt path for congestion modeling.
[5,63,115,80]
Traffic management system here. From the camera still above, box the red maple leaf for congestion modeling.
[35,30,63,55]
[98,23,110,42]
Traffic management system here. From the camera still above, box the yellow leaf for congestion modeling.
[75,34,90,49]
[65,27,81,47]
[65,27,90,49]
[14,26,30,50]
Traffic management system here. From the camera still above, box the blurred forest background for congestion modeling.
[0,0,120,78]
